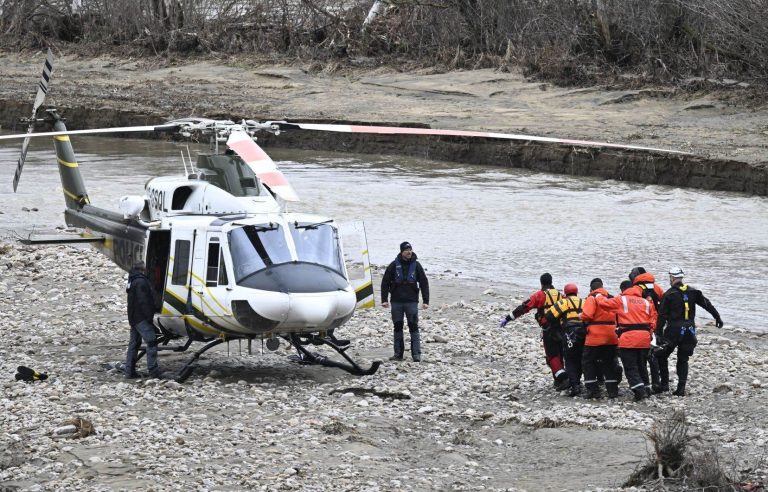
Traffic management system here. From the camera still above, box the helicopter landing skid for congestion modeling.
[287,334,380,376]
[175,338,226,383]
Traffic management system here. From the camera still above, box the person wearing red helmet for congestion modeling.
[597,281,657,401]
[500,273,568,391]
[580,278,620,399]
[545,283,585,396]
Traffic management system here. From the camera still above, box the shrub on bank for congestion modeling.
[1,0,766,86]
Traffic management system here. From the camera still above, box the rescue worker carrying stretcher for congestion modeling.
[500,273,569,391]
[627,267,666,394]
[579,278,620,399]
[655,267,723,397]
[545,283,585,396]
[597,281,657,401]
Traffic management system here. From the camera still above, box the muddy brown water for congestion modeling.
[1,134,766,332]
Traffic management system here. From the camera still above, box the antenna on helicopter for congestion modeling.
[180,150,188,176]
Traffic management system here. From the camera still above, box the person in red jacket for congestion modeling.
[597,282,657,401]
[627,266,666,393]
[580,278,620,399]
[500,273,569,390]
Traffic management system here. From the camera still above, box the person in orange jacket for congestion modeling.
[500,273,569,390]
[627,266,666,393]
[545,283,585,396]
[579,278,620,399]
[597,281,657,401]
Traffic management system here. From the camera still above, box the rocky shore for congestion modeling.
[1,244,766,490]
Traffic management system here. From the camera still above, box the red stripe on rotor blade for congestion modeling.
[228,139,270,164]
[258,171,289,187]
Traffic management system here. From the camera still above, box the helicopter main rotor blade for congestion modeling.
[226,130,299,202]
[0,123,181,142]
[275,122,690,155]
[13,48,54,192]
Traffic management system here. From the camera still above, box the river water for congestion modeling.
[1,134,766,331]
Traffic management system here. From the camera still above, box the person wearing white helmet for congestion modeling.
[655,267,723,396]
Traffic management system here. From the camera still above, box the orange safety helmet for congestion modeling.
[563,283,578,295]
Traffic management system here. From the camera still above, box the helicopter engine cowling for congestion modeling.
[119,195,145,219]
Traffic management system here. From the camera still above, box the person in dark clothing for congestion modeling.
[655,267,723,396]
[381,242,429,362]
[125,261,161,378]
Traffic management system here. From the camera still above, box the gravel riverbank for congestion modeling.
[1,244,766,490]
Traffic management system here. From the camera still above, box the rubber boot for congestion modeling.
[632,387,646,402]
[554,372,570,391]
[568,383,583,397]
[605,382,619,399]
[390,323,404,361]
[410,328,421,362]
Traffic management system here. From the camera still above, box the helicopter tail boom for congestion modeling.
[51,114,91,209]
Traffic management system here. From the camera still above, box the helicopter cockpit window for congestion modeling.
[228,224,291,283]
[290,222,344,275]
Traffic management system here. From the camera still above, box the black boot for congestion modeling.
[672,382,686,397]
[554,372,571,391]
[390,324,405,361]
[568,384,583,397]
[605,382,619,399]
[632,388,646,402]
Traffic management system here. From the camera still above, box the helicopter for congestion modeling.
[1,50,688,382]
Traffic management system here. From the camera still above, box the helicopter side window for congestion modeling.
[290,222,344,275]
[172,240,191,285]
[228,225,291,283]
[206,240,220,287]
[172,187,194,210]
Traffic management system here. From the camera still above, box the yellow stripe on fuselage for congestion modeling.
[57,157,78,168]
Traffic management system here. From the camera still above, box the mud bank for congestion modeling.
[2,98,767,196]
[2,52,768,196]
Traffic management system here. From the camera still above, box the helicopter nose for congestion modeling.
[284,291,355,326]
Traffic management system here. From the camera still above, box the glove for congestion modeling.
[499,315,513,328]
[715,317,724,328]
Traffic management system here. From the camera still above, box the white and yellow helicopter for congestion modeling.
[2,51,688,381]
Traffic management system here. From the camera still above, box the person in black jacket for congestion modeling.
[125,261,161,378]
[381,242,429,362]
[655,267,723,396]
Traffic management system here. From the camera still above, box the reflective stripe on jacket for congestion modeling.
[597,294,656,349]
[580,289,618,347]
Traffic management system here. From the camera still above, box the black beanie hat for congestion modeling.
[620,280,632,292]
[540,272,552,286]
[590,278,603,291]
[400,241,412,252]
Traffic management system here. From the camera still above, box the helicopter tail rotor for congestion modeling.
[13,48,54,192]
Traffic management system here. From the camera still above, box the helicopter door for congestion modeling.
[201,233,231,323]
[339,221,374,309]
[146,230,171,311]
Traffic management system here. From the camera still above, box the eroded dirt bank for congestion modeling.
[1,52,767,195]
